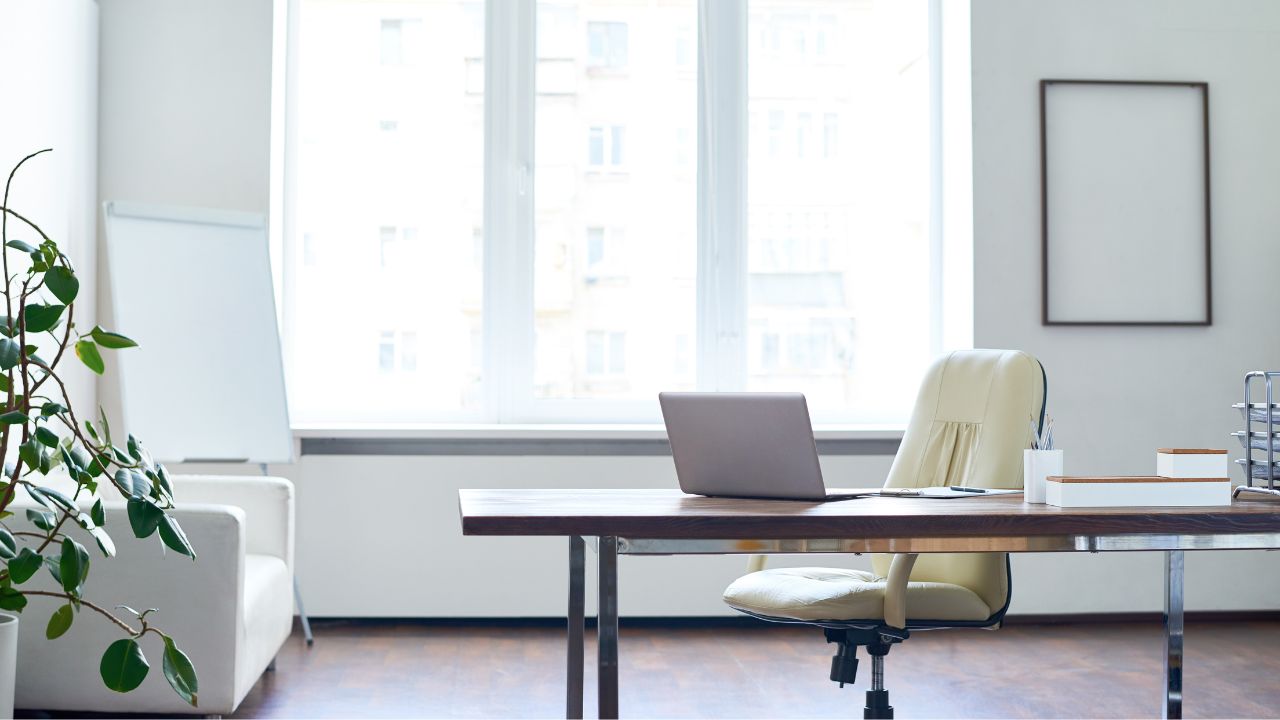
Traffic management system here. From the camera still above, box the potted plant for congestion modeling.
[0,149,198,713]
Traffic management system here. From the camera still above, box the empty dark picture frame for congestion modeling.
[1040,79,1212,326]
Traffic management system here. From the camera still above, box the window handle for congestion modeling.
[516,163,530,197]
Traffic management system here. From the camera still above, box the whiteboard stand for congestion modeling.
[104,201,314,647]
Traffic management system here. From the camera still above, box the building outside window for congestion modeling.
[586,21,628,69]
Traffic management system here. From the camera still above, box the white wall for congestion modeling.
[96,0,275,426]
[99,0,1280,618]
[0,0,99,415]
[972,0,1280,612]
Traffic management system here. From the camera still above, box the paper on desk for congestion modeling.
[830,487,1022,499]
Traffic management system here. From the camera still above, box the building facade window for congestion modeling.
[586,21,628,69]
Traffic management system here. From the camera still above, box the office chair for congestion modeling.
[723,349,1046,719]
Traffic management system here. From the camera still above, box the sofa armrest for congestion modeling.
[169,475,294,570]
[13,503,246,714]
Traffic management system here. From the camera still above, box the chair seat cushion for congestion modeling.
[723,567,994,623]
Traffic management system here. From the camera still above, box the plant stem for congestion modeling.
[23,590,139,636]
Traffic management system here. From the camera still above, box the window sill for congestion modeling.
[293,424,905,457]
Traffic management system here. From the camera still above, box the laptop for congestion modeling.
[658,392,865,501]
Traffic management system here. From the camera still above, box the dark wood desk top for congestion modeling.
[458,488,1280,540]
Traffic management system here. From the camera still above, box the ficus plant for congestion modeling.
[0,150,198,706]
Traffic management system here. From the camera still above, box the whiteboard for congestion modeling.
[103,202,292,463]
[1042,81,1210,325]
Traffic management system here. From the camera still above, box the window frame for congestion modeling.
[281,0,965,428]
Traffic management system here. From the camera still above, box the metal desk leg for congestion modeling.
[294,576,314,647]
[1163,550,1184,720]
[567,536,585,720]
[598,536,619,719]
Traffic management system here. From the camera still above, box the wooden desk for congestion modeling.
[459,489,1280,719]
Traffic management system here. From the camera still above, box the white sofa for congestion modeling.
[11,474,296,717]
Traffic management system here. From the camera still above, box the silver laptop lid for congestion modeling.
[658,392,827,500]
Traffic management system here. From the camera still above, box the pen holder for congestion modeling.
[1024,449,1063,504]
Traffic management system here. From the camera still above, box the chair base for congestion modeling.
[865,689,893,719]
[825,627,903,718]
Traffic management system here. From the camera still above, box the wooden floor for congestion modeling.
[223,618,1280,719]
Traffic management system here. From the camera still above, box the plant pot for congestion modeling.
[0,613,15,719]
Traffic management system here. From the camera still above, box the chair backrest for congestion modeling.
[870,349,1046,617]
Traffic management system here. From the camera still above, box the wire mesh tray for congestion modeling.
[1235,403,1280,424]
[1233,431,1280,451]
[1236,458,1280,480]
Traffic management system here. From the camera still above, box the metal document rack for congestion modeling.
[1233,371,1280,499]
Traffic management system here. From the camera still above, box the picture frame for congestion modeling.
[1039,79,1212,326]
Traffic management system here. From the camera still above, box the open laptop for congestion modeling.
[659,392,1020,501]
[658,392,866,501]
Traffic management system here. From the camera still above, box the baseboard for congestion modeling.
[1003,610,1280,625]
[300,611,1280,630]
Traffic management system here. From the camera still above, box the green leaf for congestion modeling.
[91,498,105,527]
[36,486,77,513]
[88,524,116,557]
[8,548,42,584]
[0,528,15,560]
[44,555,61,584]
[90,327,137,350]
[98,406,112,445]
[161,635,199,706]
[5,240,36,253]
[72,509,116,557]
[22,303,65,334]
[158,516,196,559]
[0,411,30,425]
[44,266,79,304]
[46,603,74,639]
[40,402,66,417]
[115,469,151,499]
[126,435,142,461]
[58,537,88,595]
[126,499,163,539]
[0,587,26,612]
[26,508,55,532]
[75,341,104,375]
[34,426,59,448]
[100,638,149,693]
[0,338,18,371]
[18,439,39,472]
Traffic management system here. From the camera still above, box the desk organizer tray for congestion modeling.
[1232,431,1280,452]
[1046,476,1231,507]
[1236,458,1280,480]
[1234,402,1280,424]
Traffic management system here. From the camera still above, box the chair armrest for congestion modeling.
[170,475,294,570]
[882,553,919,629]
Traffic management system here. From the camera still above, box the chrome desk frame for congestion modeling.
[565,532,1280,720]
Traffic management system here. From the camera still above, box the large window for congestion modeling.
[285,0,968,426]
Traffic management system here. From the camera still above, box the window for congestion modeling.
[378,331,418,373]
[586,227,605,267]
[823,112,839,158]
[286,0,967,425]
[586,125,624,169]
[586,21,628,69]
[585,331,626,376]
[380,19,423,66]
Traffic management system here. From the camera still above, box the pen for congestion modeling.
[947,486,986,493]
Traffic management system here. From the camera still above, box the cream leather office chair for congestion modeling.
[723,349,1046,719]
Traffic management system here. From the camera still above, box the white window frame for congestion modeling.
[281,0,968,427]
